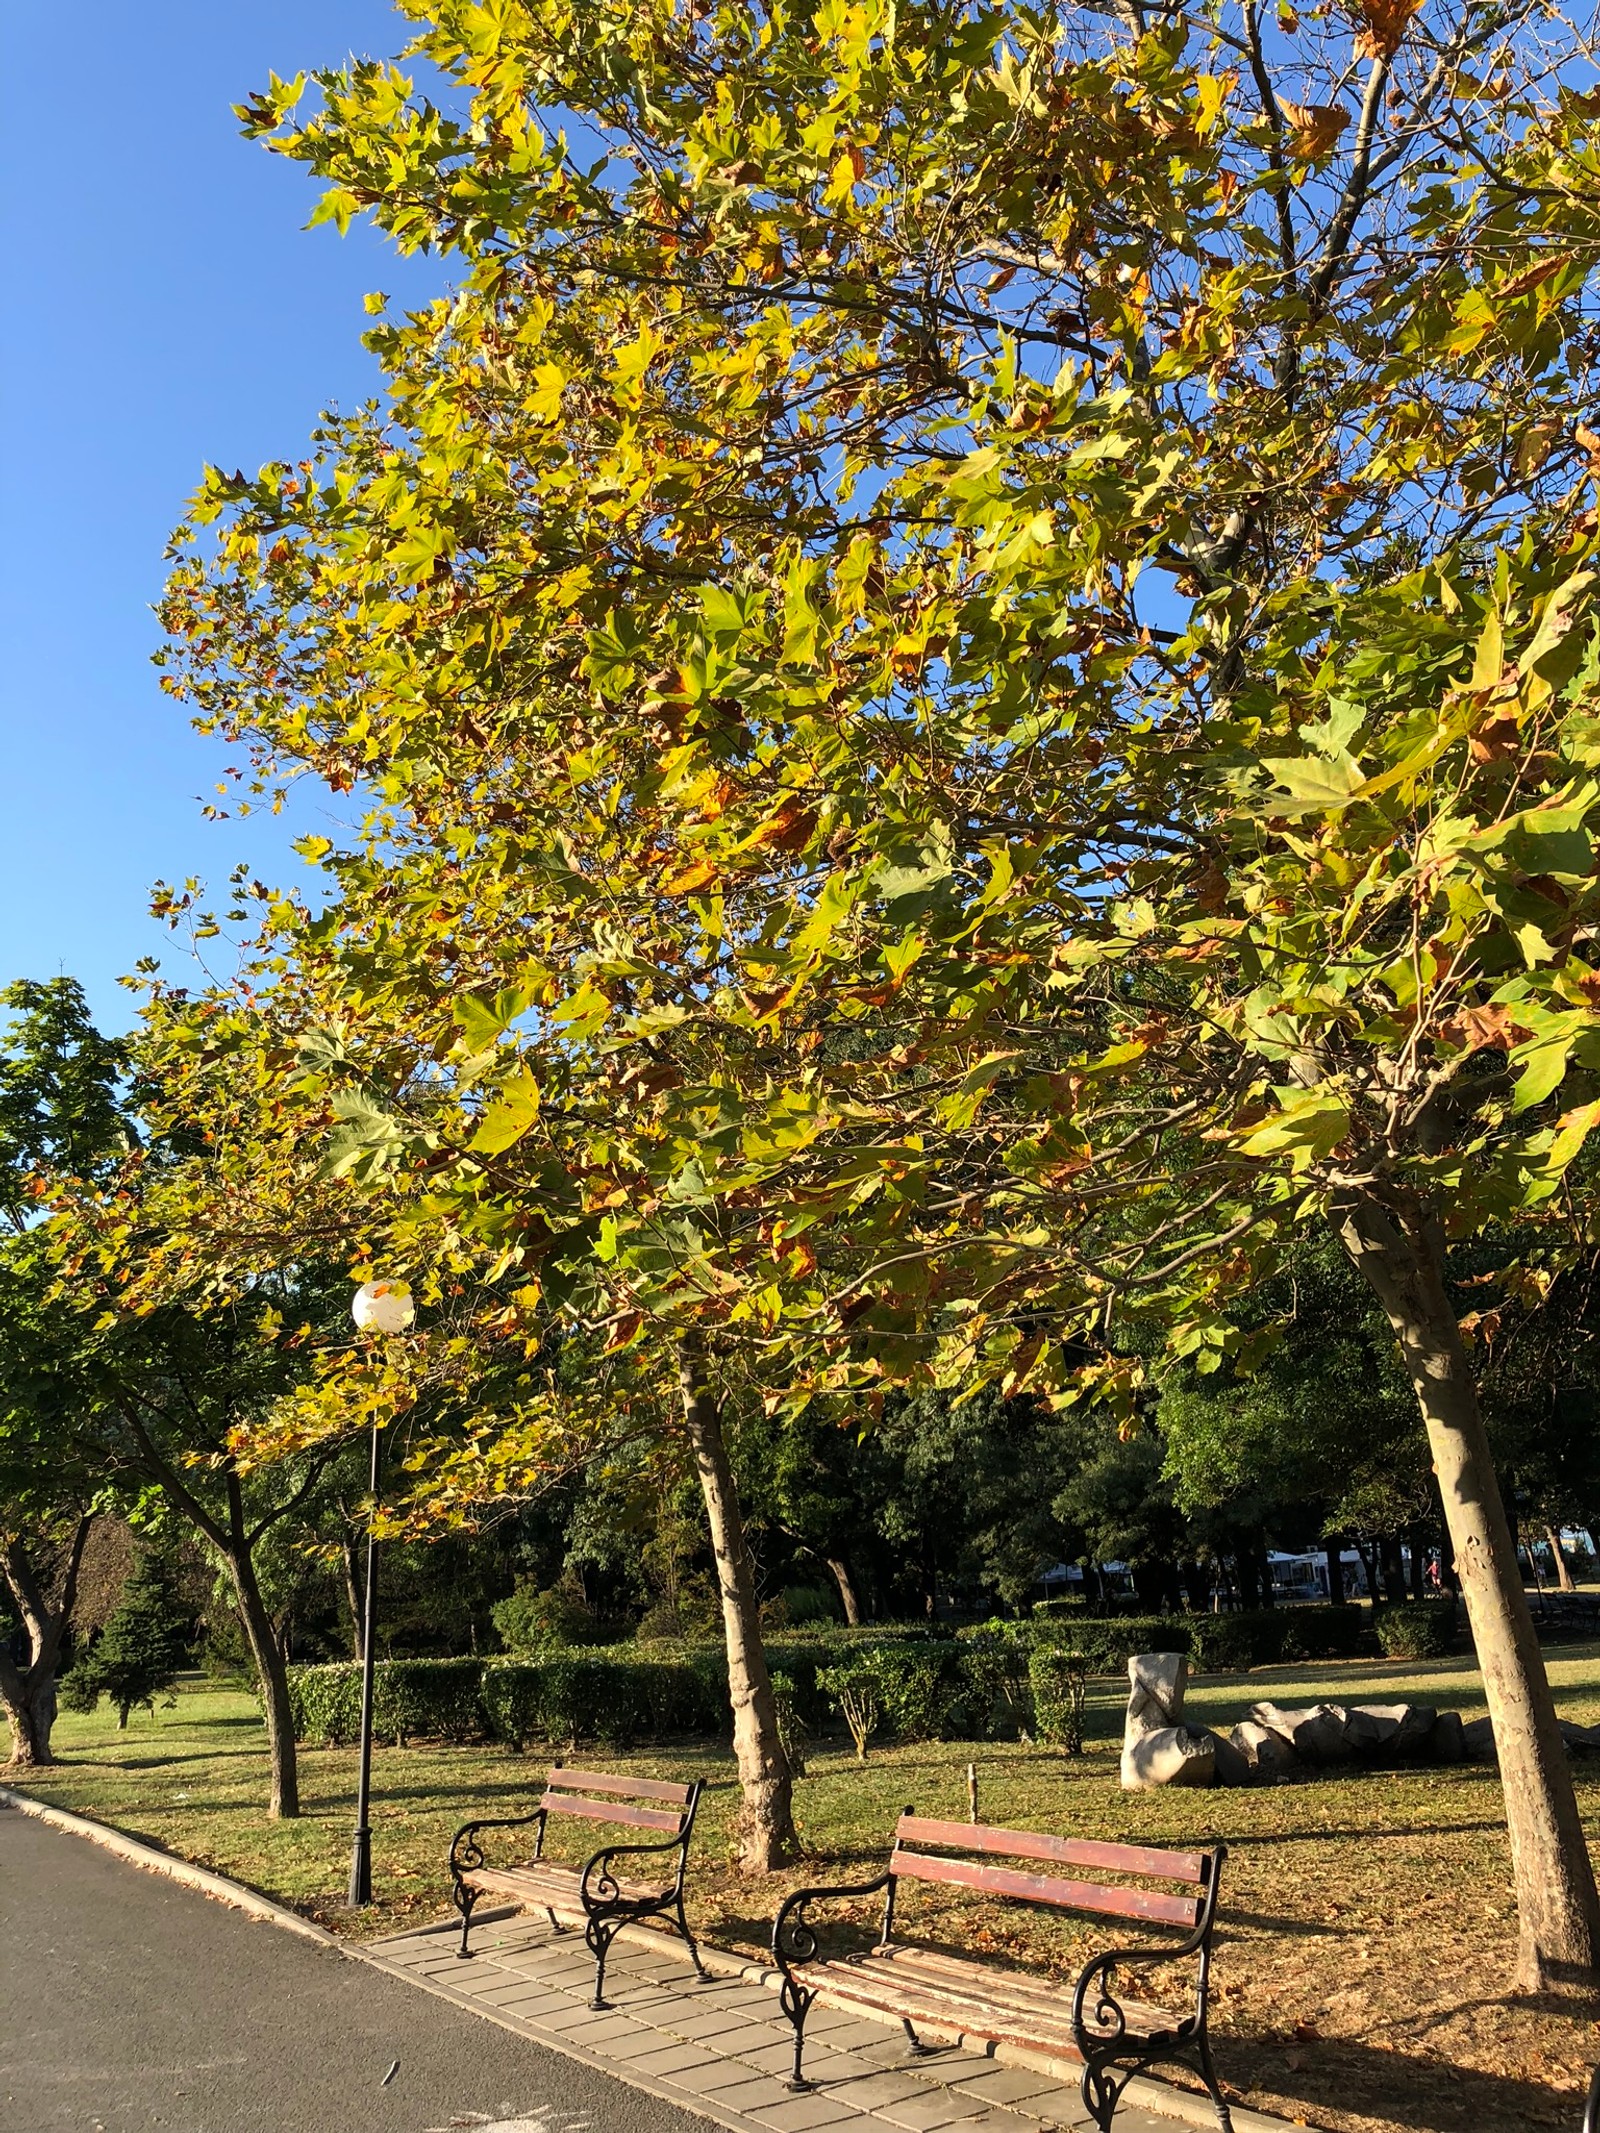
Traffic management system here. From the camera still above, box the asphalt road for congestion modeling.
[0,1806,712,2133]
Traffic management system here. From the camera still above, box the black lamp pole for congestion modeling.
[347,1416,381,1907]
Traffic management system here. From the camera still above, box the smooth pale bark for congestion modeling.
[0,1520,92,1768]
[825,1556,864,1627]
[1548,1528,1577,1595]
[1333,1187,1600,1994]
[677,1350,798,1872]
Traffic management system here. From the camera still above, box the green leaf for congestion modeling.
[471,1070,542,1155]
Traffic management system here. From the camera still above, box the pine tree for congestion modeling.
[66,1556,188,1729]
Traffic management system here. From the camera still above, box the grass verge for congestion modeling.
[14,1649,1600,2133]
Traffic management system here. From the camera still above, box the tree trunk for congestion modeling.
[0,1520,92,1768]
[1548,1527,1577,1595]
[1333,1187,1600,1994]
[1381,1535,1408,1605]
[1409,1524,1429,1602]
[1324,1532,1348,1605]
[677,1348,798,1872]
[1355,1540,1379,1605]
[0,1668,47,1767]
[824,1556,863,1627]
[223,1531,300,1820]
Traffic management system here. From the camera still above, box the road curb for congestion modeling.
[0,1791,1279,2131]
[0,1786,338,1949]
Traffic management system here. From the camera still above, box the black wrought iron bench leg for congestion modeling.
[674,1893,710,1981]
[1197,2031,1235,2133]
[778,1976,814,2091]
[585,1916,618,2010]
[453,1881,480,1960]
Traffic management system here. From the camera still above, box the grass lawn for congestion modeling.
[15,1650,1600,2133]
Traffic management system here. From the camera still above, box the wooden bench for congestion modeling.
[449,1766,707,2008]
[771,1812,1230,2132]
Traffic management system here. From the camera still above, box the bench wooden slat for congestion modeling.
[889,1847,1202,1929]
[548,1767,692,1806]
[541,1792,685,1833]
[806,1948,1183,2046]
[896,1816,1207,1885]
[462,1863,671,1908]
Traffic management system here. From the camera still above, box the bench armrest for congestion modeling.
[580,1830,692,1911]
[450,1808,548,1880]
[1070,1891,1220,2051]
[771,1871,895,1988]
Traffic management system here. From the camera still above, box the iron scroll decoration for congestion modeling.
[770,1871,896,2091]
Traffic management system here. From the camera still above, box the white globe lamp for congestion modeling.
[351,1279,416,1335]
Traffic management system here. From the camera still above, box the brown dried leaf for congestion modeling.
[1282,101,1350,159]
[1354,0,1422,57]
[1434,1003,1526,1052]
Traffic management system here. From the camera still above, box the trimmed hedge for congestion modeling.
[286,1605,1380,1752]
[290,1635,1009,1751]
[1374,1601,1459,1660]
[288,1658,487,1747]
[1010,1604,1374,1674]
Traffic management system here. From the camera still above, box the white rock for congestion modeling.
[1121,1725,1217,1791]
[1125,1653,1188,1748]
[1230,1720,1298,1778]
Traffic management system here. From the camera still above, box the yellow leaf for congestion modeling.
[663,857,718,895]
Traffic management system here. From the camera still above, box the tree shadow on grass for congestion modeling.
[1221,2022,1583,2132]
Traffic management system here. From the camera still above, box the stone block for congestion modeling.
[1247,1701,1355,1762]
[1229,1719,1298,1778]
[1203,1726,1253,1786]
[1125,1652,1188,1746]
[1121,1724,1217,1791]
[1431,1709,1465,1763]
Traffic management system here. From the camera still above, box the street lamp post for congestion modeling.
[347,1278,415,1910]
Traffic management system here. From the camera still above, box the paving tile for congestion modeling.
[625,2042,728,2080]
[699,2074,804,2115]
[821,2070,935,2112]
[947,2068,1068,2109]
[874,2088,994,2131]
[750,2090,871,2130]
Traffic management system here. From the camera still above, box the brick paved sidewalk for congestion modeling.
[357,1913,1286,2133]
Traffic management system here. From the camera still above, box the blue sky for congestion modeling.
[0,2,445,1032]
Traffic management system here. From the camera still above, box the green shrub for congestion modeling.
[1032,1615,1193,1673]
[478,1650,730,1750]
[817,1649,889,1758]
[1374,1601,1458,1659]
[287,1659,486,1745]
[1028,1646,1089,1754]
[1278,1605,1374,1661]
[375,1659,486,1744]
[288,1662,365,1745]
[491,1582,602,1654]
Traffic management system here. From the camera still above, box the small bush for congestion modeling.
[1029,1646,1089,1754]
[769,1669,809,1776]
[1374,1601,1458,1660]
[817,1650,888,1759]
[491,1582,602,1654]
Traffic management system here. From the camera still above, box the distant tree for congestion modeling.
[63,1553,189,1729]
[0,979,129,1766]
